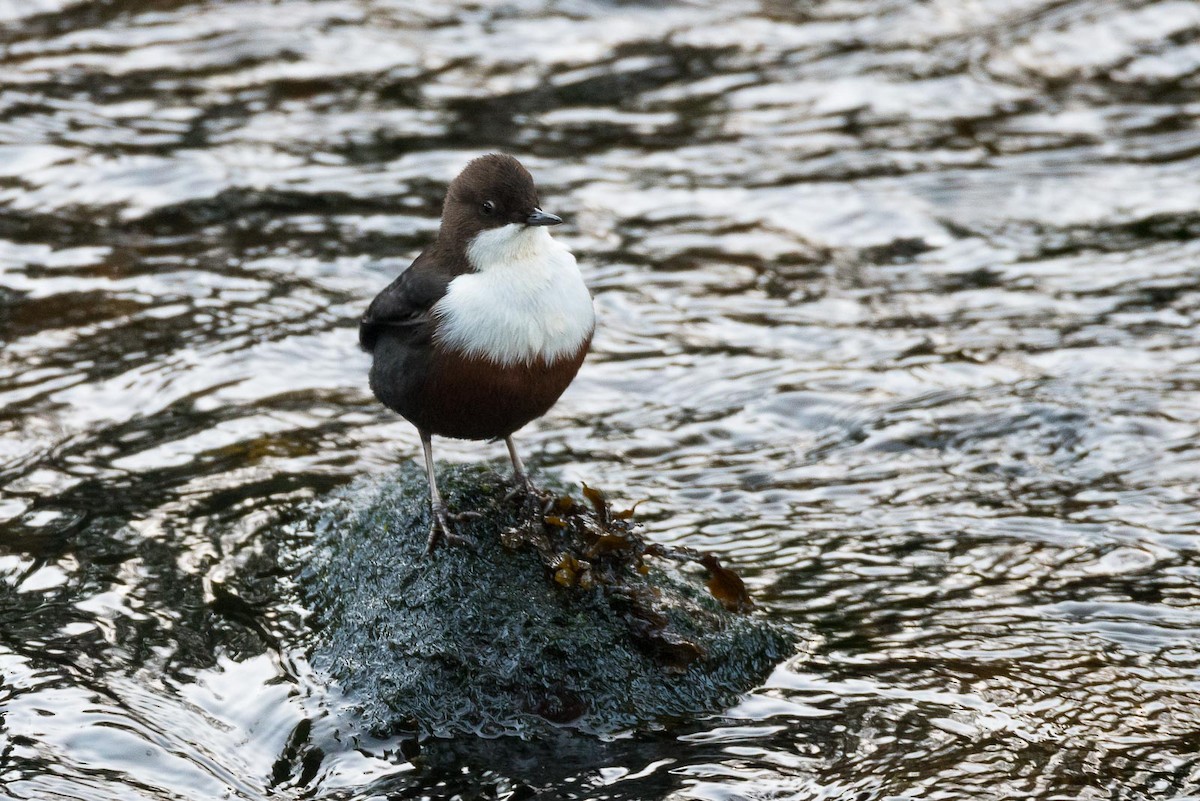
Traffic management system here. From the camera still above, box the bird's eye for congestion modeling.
[481,201,496,215]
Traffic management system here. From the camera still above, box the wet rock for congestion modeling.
[296,463,795,738]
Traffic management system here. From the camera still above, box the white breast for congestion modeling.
[432,224,595,366]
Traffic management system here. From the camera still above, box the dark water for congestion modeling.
[2,0,1200,798]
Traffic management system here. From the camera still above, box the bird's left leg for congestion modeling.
[505,435,538,496]
[504,436,550,521]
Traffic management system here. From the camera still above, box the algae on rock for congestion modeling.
[298,463,795,738]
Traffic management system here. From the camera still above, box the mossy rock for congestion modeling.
[297,463,795,738]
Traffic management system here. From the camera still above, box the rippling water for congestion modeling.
[3,0,1200,798]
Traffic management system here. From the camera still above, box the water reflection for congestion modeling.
[2,0,1200,798]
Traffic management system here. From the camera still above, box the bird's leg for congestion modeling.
[504,435,551,522]
[505,435,538,495]
[420,431,474,554]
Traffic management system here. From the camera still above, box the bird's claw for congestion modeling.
[504,477,549,523]
[425,504,478,555]
[504,475,541,500]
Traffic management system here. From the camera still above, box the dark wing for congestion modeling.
[358,251,450,353]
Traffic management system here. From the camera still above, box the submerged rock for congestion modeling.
[297,463,795,738]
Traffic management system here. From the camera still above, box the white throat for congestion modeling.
[433,224,595,366]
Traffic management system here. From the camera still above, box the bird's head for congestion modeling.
[439,154,563,269]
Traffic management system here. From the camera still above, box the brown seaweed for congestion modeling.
[497,480,755,671]
[699,553,754,613]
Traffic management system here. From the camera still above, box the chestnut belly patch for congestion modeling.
[411,338,590,440]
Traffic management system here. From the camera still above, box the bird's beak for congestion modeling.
[526,209,563,227]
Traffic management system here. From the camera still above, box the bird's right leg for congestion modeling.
[420,430,475,554]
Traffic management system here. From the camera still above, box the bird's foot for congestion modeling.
[505,473,542,501]
[505,476,552,524]
[425,504,480,555]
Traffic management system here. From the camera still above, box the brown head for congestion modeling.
[436,155,562,261]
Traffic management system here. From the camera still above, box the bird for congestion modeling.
[359,154,595,552]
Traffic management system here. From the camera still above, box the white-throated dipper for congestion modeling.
[360,154,595,552]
